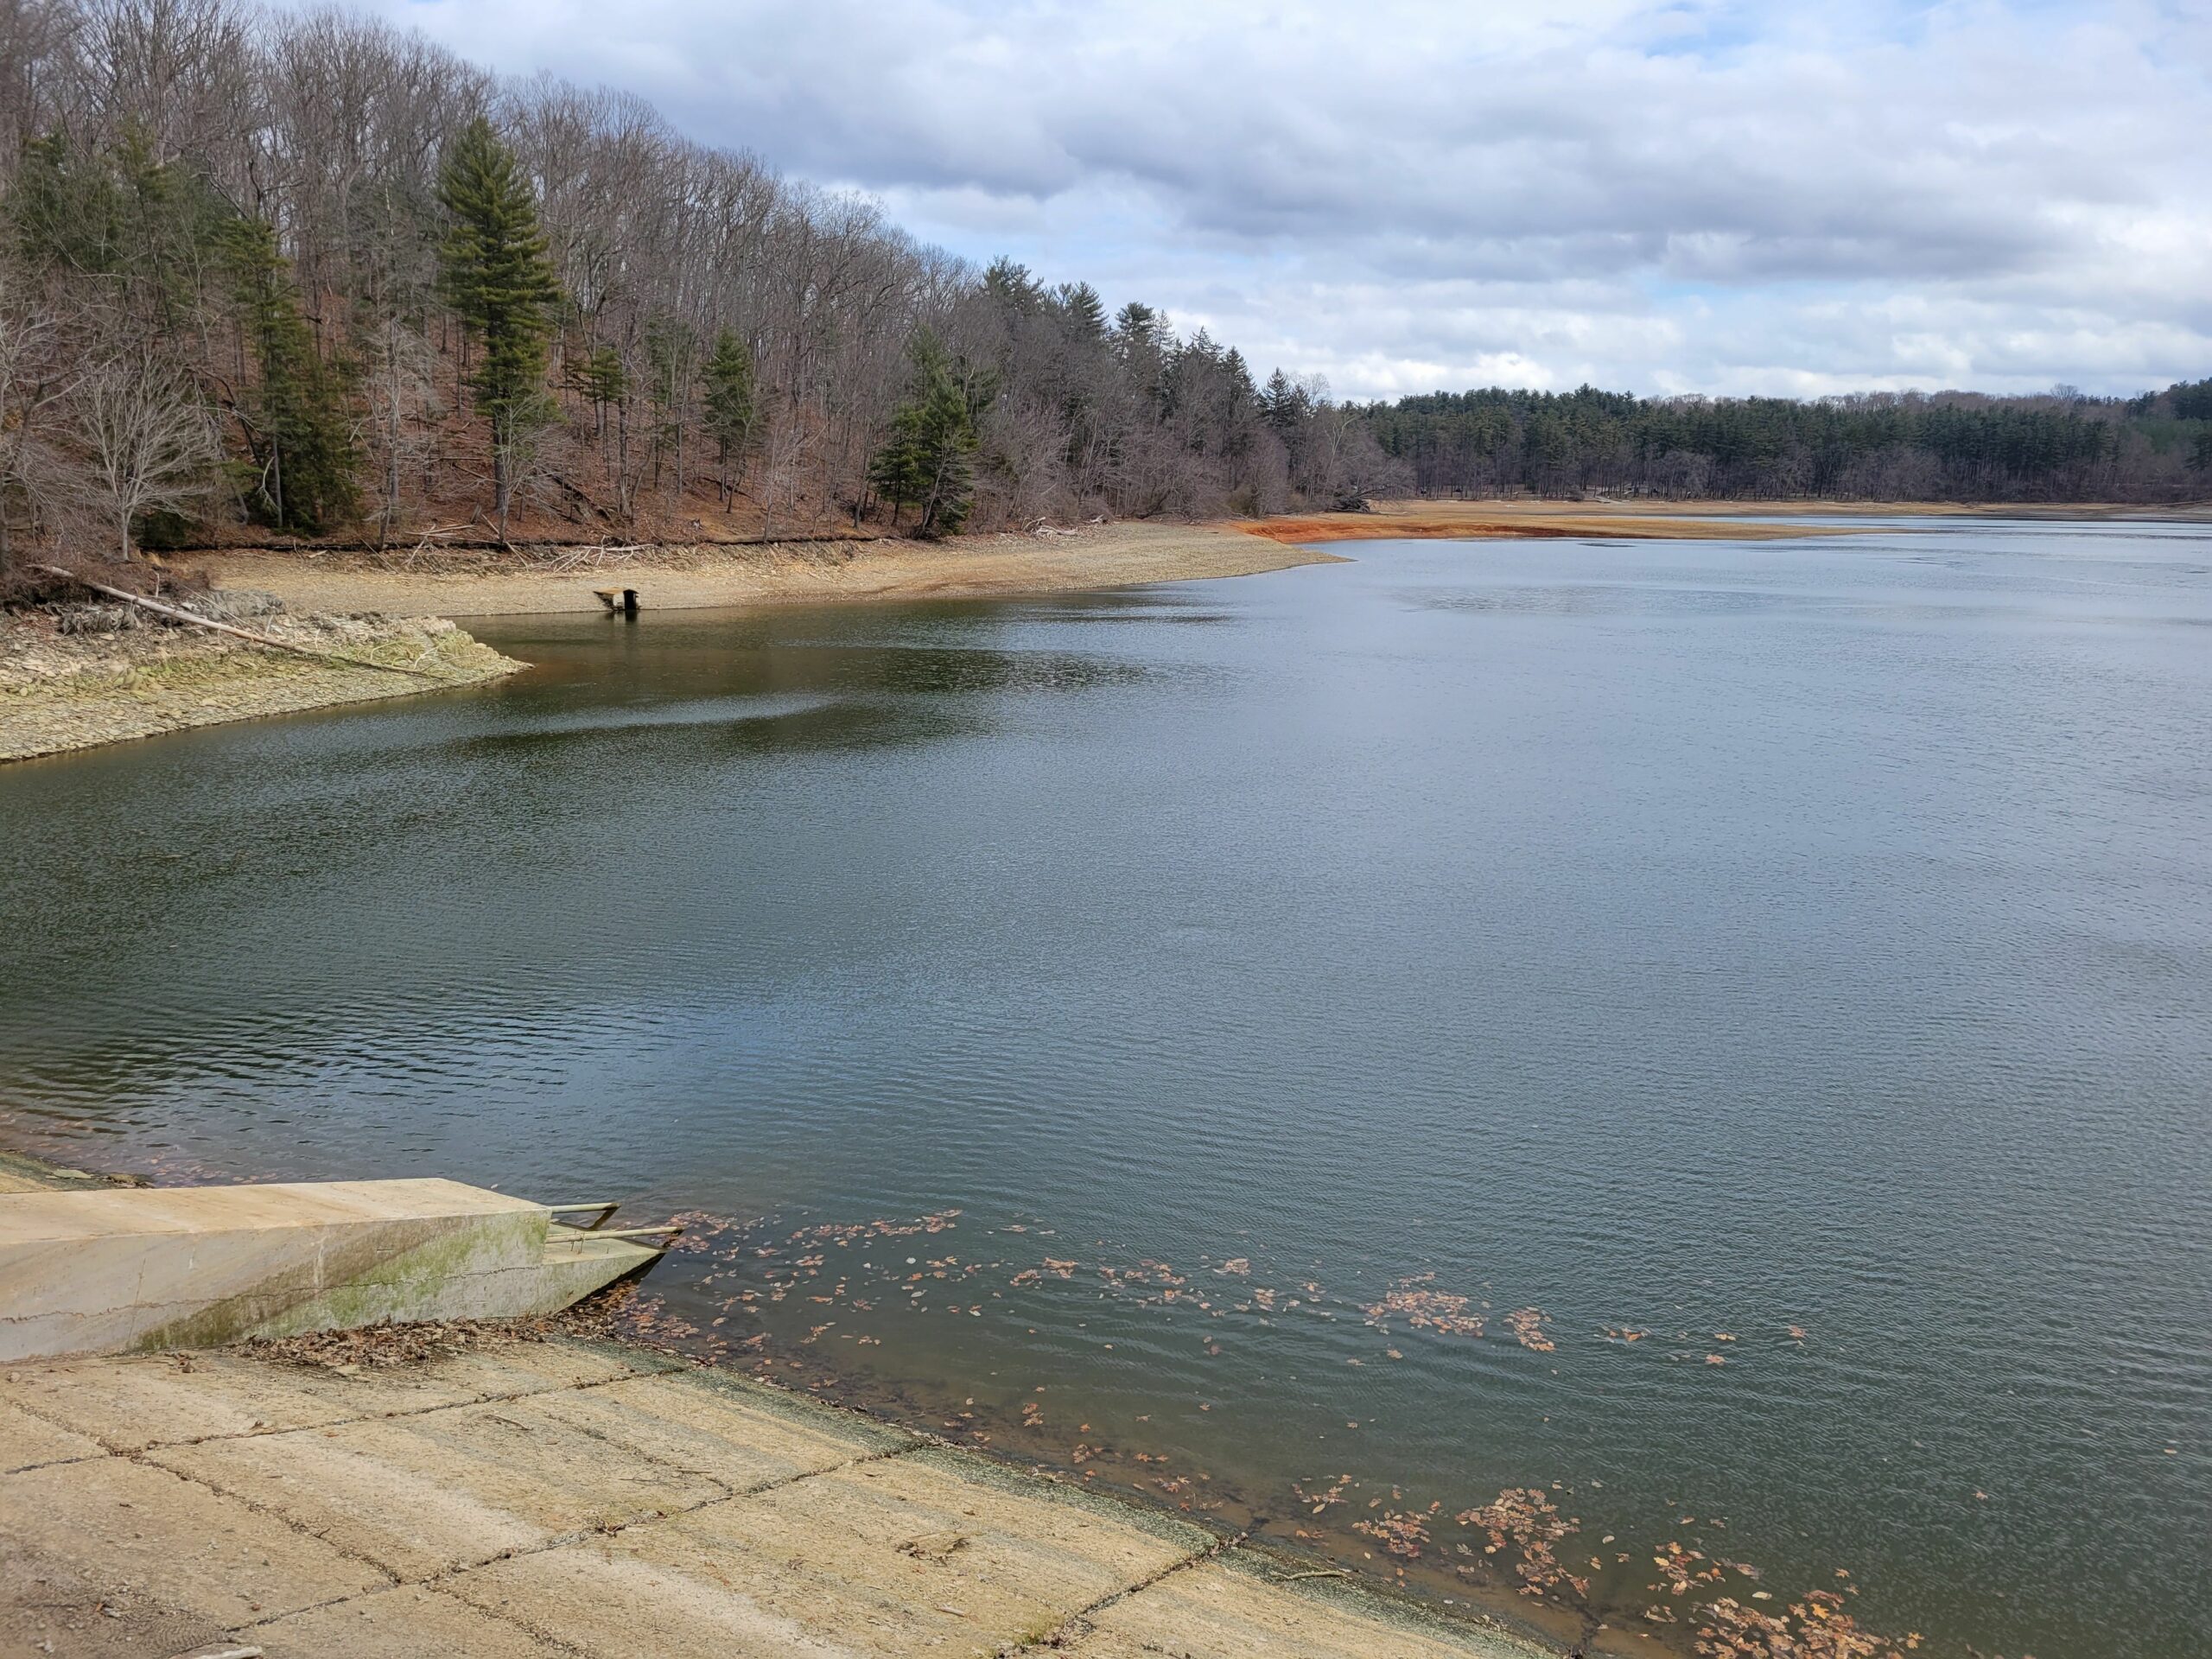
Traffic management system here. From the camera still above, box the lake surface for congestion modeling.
[3,522,2209,1657]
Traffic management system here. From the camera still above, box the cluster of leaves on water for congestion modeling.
[604,1203,1945,1659]
[1693,1586,1923,1659]
[1359,1272,1484,1337]
[1503,1306,1557,1352]
[1457,1487,1586,1596]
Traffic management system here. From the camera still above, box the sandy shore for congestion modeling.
[204,521,1349,620]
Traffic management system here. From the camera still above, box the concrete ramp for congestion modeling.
[0,1178,668,1362]
[0,1335,1548,1659]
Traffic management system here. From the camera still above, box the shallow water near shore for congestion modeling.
[3,521,2209,1656]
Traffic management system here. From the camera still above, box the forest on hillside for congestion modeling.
[1361,384,2212,504]
[0,0,1402,574]
[0,0,2205,583]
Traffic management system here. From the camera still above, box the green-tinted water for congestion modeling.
[3,522,2207,1656]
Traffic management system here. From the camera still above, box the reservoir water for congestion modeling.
[3,522,2208,1657]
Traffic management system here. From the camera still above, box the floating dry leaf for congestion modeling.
[1362,1274,1484,1338]
[1504,1307,1556,1353]
[1456,1488,1586,1599]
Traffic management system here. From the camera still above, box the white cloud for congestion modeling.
[340,0,2212,398]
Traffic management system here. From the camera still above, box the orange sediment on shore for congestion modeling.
[1239,500,1863,543]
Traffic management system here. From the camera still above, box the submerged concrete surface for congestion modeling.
[0,1150,116,1195]
[0,1179,662,1361]
[0,1333,1552,1658]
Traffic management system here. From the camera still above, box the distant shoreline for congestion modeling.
[200,498,2212,620]
[1241,495,2212,544]
[8,500,2197,763]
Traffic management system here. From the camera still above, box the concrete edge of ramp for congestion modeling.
[0,1179,667,1361]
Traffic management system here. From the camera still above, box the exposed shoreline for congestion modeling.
[2,523,1334,764]
[0,608,524,764]
[200,520,1349,620]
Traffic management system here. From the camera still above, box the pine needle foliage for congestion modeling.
[436,117,560,530]
[702,327,756,504]
[869,331,990,537]
[220,217,359,534]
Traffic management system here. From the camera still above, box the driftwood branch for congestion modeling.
[34,564,448,679]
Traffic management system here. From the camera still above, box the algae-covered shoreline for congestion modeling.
[0,603,524,764]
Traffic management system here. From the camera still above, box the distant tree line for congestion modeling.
[1358,382,2212,504]
[0,0,2202,582]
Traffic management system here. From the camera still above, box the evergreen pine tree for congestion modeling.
[643,314,698,502]
[569,346,627,442]
[1260,369,1306,434]
[221,217,360,534]
[868,332,982,537]
[701,328,756,506]
[9,133,124,275]
[1054,282,1107,341]
[437,117,559,533]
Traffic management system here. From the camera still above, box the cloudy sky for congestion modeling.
[363,0,2209,401]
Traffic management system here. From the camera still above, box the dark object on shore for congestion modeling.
[595,586,641,615]
[1332,494,1374,512]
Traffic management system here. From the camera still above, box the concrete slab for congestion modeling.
[0,1534,231,1659]
[455,1445,1215,1657]
[441,1546,867,1658]
[151,1389,733,1580]
[1052,1549,1550,1658]
[251,1584,575,1659]
[0,1457,388,1627]
[0,1179,663,1360]
[0,1333,1552,1659]
[1,1337,664,1452]
[0,1395,106,1472]
[524,1368,917,1487]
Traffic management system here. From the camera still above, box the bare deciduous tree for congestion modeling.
[64,353,218,562]
[362,313,433,544]
[0,273,73,572]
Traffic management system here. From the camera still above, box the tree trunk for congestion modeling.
[493,410,511,535]
[617,405,631,517]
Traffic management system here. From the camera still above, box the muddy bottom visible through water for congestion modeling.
[3,522,2208,1658]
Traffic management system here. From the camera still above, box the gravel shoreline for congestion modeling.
[0,605,524,763]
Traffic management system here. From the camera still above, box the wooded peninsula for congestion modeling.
[1,0,2206,593]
